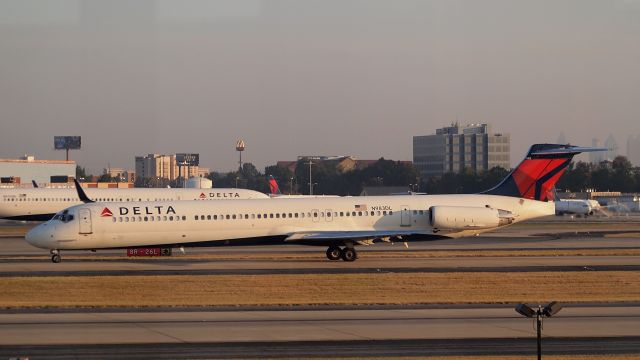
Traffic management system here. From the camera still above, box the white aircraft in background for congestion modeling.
[0,186,268,221]
[26,144,603,263]
[555,198,601,217]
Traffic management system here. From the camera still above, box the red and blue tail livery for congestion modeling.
[483,144,603,201]
[268,175,281,195]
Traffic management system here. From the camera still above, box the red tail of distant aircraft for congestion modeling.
[268,175,281,195]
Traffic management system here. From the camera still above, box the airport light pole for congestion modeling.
[236,139,245,171]
[515,301,562,360]
[308,160,314,195]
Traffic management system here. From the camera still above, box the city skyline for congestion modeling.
[1,1,639,174]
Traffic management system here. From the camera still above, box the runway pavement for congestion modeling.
[0,306,638,358]
[1,256,639,276]
[1,233,639,275]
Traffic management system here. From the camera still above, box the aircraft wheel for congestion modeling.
[51,254,61,263]
[326,246,341,261]
[341,248,357,262]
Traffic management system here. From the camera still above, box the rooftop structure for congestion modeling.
[0,155,75,187]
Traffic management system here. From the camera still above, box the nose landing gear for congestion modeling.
[50,249,61,263]
[325,246,357,262]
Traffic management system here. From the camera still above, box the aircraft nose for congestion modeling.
[25,224,52,249]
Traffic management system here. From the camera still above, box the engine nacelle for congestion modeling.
[429,206,511,230]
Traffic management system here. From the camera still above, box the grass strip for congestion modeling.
[1,271,638,308]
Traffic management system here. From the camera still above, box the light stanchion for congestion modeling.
[515,301,562,360]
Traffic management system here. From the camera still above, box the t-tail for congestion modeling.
[482,144,605,201]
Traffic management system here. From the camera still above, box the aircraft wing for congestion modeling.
[285,230,433,243]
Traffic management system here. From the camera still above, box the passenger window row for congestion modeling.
[191,210,404,221]
[108,210,429,224]
[112,215,187,223]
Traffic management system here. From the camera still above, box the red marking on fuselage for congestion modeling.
[101,207,113,217]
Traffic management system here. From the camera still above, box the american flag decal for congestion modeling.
[355,204,368,211]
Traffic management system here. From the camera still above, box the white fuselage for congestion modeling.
[555,199,600,216]
[0,187,268,220]
[26,194,554,250]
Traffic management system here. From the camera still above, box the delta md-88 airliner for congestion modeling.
[26,144,601,263]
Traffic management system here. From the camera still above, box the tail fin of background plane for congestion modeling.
[268,175,282,195]
[73,179,94,203]
[482,144,604,201]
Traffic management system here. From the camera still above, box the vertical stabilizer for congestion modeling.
[483,144,604,201]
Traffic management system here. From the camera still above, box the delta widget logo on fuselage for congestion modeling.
[201,192,241,199]
[99,206,177,216]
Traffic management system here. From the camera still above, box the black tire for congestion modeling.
[341,248,357,262]
[326,246,341,261]
[51,254,61,263]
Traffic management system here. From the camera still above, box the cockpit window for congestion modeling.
[52,210,74,223]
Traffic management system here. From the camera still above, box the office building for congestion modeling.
[135,154,200,181]
[413,123,510,178]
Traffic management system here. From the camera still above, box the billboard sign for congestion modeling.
[54,136,81,150]
[176,153,199,166]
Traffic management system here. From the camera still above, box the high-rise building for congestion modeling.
[135,154,200,181]
[628,135,640,166]
[413,123,510,178]
[604,134,619,161]
[589,138,605,164]
[557,132,567,144]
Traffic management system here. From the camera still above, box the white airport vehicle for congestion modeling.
[26,144,602,263]
[0,186,268,221]
[555,198,601,216]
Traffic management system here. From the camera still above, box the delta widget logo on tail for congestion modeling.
[101,208,113,217]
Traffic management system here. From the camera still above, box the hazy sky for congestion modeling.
[1,0,639,174]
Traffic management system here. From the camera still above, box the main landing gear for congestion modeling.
[326,246,357,262]
[50,249,61,263]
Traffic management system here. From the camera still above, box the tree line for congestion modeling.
[556,156,640,193]
[79,155,640,194]
[210,159,421,196]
